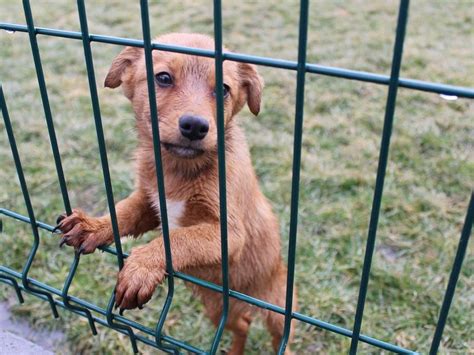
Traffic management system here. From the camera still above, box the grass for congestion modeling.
[0,0,473,354]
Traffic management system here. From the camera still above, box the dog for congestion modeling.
[56,33,296,354]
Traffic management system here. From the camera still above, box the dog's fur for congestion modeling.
[57,33,296,354]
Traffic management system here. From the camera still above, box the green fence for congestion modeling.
[1,0,473,354]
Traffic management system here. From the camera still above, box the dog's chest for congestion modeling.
[150,194,185,230]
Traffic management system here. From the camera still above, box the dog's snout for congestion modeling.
[179,115,209,141]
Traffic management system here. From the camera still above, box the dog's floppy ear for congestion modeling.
[239,63,264,116]
[104,46,142,89]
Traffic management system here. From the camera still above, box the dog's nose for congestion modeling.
[179,115,209,141]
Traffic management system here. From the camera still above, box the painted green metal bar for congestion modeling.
[1,22,473,98]
[350,1,410,353]
[277,1,309,354]
[76,1,138,352]
[61,254,98,335]
[0,209,416,354]
[429,192,473,354]
[0,85,59,318]
[0,207,57,232]
[0,274,24,303]
[0,277,179,354]
[209,0,230,353]
[138,1,179,353]
[0,204,414,354]
[22,0,71,216]
[0,265,203,353]
[22,1,98,327]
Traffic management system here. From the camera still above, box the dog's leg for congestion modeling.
[56,189,159,254]
[226,310,252,355]
[115,222,245,310]
[201,290,253,355]
[261,264,297,355]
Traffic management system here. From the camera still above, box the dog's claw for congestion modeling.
[56,214,66,225]
[119,308,125,316]
[59,237,68,248]
[77,245,85,255]
[138,305,144,310]
[52,224,61,233]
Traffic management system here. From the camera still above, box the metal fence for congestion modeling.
[0,0,473,354]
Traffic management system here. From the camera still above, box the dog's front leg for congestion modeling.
[115,223,244,310]
[56,189,159,254]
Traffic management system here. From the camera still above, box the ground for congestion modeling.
[0,1,473,354]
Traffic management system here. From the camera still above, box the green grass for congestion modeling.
[1,1,473,354]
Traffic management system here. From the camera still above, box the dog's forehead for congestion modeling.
[151,33,239,81]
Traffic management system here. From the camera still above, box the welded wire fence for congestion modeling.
[1,0,473,354]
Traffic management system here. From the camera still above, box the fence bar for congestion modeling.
[0,207,416,353]
[138,1,178,353]
[0,265,204,353]
[207,0,230,353]
[22,0,71,215]
[61,254,98,335]
[76,1,138,352]
[350,1,409,353]
[0,274,24,303]
[24,0,100,323]
[0,207,56,231]
[0,279,179,353]
[0,85,59,318]
[1,23,473,99]
[429,192,473,354]
[277,1,309,354]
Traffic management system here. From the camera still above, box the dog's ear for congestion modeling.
[104,46,142,89]
[239,63,264,116]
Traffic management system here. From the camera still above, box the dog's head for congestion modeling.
[105,33,263,165]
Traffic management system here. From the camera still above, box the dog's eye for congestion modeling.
[155,72,173,87]
[214,84,230,98]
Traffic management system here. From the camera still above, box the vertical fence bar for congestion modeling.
[76,1,137,352]
[277,0,310,354]
[209,0,230,353]
[138,1,178,353]
[0,85,59,318]
[22,0,71,216]
[429,192,473,354]
[22,0,100,331]
[349,1,409,353]
[0,274,24,303]
[61,254,98,335]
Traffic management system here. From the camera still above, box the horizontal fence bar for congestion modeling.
[0,209,415,354]
[0,265,204,354]
[0,23,472,98]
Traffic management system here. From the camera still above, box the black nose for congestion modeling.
[179,115,209,141]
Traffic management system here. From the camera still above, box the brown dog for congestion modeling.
[57,33,296,354]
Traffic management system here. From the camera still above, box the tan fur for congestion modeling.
[57,33,296,354]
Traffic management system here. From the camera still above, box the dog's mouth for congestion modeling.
[162,143,205,159]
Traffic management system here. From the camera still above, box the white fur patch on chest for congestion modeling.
[151,194,185,230]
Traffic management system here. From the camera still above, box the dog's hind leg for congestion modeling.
[225,308,253,355]
[200,289,253,355]
[261,264,297,354]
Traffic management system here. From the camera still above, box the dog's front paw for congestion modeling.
[115,245,166,311]
[55,209,112,254]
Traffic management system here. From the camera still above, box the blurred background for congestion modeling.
[0,1,472,353]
